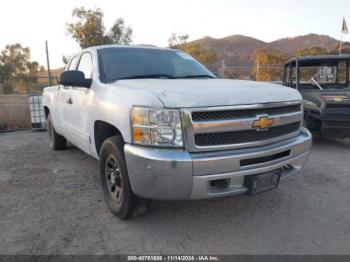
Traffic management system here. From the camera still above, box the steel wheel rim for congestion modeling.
[105,156,123,204]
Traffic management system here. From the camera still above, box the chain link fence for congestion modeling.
[0,76,58,95]
[207,63,285,82]
[0,76,58,131]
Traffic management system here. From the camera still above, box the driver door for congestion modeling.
[65,52,94,153]
[58,55,78,141]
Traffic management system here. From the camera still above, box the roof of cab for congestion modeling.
[84,44,177,52]
[285,54,350,66]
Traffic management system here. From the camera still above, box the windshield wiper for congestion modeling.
[111,74,176,82]
[310,77,323,90]
[176,74,216,79]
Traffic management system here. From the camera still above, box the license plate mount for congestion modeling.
[244,169,282,195]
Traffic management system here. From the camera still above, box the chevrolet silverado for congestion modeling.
[43,45,312,219]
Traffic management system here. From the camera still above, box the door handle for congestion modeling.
[66,98,73,104]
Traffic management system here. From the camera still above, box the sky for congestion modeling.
[0,0,349,69]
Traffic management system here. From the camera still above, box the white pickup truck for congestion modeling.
[43,45,312,219]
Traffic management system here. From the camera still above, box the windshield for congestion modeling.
[98,47,215,82]
[295,61,350,90]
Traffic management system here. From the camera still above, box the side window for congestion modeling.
[77,53,93,79]
[338,61,346,83]
[67,56,78,71]
[283,65,290,85]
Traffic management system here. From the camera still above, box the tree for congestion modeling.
[0,64,13,93]
[330,42,350,54]
[0,43,30,76]
[67,7,132,48]
[252,48,288,81]
[0,64,13,77]
[109,18,133,45]
[0,43,42,93]
[168,33,217,65]
[295,46,328,57]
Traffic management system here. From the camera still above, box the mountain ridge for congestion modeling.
[191,33,347,66]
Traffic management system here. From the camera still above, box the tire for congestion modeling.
[47,114,67,150]
[99,136,148,219]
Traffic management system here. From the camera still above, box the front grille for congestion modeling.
[192,104,301,122]
[324,114,350,120]
[325,104,350,109]
[323,121,350,128]
[194,122,300,146]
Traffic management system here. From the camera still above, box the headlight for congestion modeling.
[302,100,318,108]
[131,107,183,147]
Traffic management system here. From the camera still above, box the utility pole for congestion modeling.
[220,60,226,78]
[339,33,343,55]
[45,40,52,86]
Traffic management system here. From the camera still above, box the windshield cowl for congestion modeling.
[109,74,216,82]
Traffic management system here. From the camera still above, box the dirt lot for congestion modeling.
[0,130,350,255]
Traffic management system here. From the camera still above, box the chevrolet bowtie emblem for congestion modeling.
[252,116,274,130]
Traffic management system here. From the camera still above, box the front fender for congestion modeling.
[89,83,164,157]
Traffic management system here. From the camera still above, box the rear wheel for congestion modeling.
[99,136,148,219]
[47,114,67,150]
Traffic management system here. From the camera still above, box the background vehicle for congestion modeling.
[43,45,312,219]
[283,55,350,138]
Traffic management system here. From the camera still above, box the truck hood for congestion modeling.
[301,90,350,107]
[114,79,302,108]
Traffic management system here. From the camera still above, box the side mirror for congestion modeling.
[59,70,92,88]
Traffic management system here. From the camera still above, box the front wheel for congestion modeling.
[99,136,148,219]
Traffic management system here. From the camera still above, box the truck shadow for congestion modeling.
[130,187,286,224]
[312,137,350,148]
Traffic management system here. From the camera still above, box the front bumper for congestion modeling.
[306,108,350,121]
[306,108,350,136]
[124,128,312,200]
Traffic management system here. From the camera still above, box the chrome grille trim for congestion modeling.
[192,111,303,134]
[192,104,301,121]
[181,101,303,152]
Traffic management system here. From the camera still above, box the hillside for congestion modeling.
[193,33,345,61]
[37,67,64,78]
[191,33,347,76]
[270,33,342,54]
[192,35,270,66]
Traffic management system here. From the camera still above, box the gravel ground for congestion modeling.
[0,130,350,255]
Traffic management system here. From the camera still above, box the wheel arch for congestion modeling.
[44,106,50,118]
[94,120,124,156]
